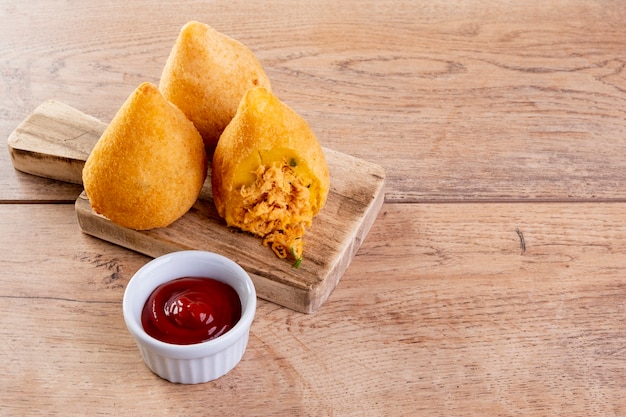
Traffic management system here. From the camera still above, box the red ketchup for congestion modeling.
[141,277,242,345]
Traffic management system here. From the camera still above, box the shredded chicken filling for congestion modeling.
[237,161,312,261]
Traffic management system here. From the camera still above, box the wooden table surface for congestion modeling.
[2,1,625,415]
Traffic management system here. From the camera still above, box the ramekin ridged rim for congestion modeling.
[122,250,256,361]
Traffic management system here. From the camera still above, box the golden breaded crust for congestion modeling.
[82,82,207,230]
[212,87,330,261]
[159,21,272,150]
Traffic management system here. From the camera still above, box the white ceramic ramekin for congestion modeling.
[122,250,256,384]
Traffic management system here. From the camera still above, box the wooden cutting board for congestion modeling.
[8,100,386,313]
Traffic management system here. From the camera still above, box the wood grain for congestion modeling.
[1,202,624,415]
[9,100,386,313]
[2,0,626,203]
[2,1,626,415]
[8,100,103,184]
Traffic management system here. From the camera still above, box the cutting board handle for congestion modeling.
[8,100,105,184]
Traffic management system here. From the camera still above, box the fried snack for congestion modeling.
[212,87,330,264]
[82,82,207,230]
[159,21,272,150]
